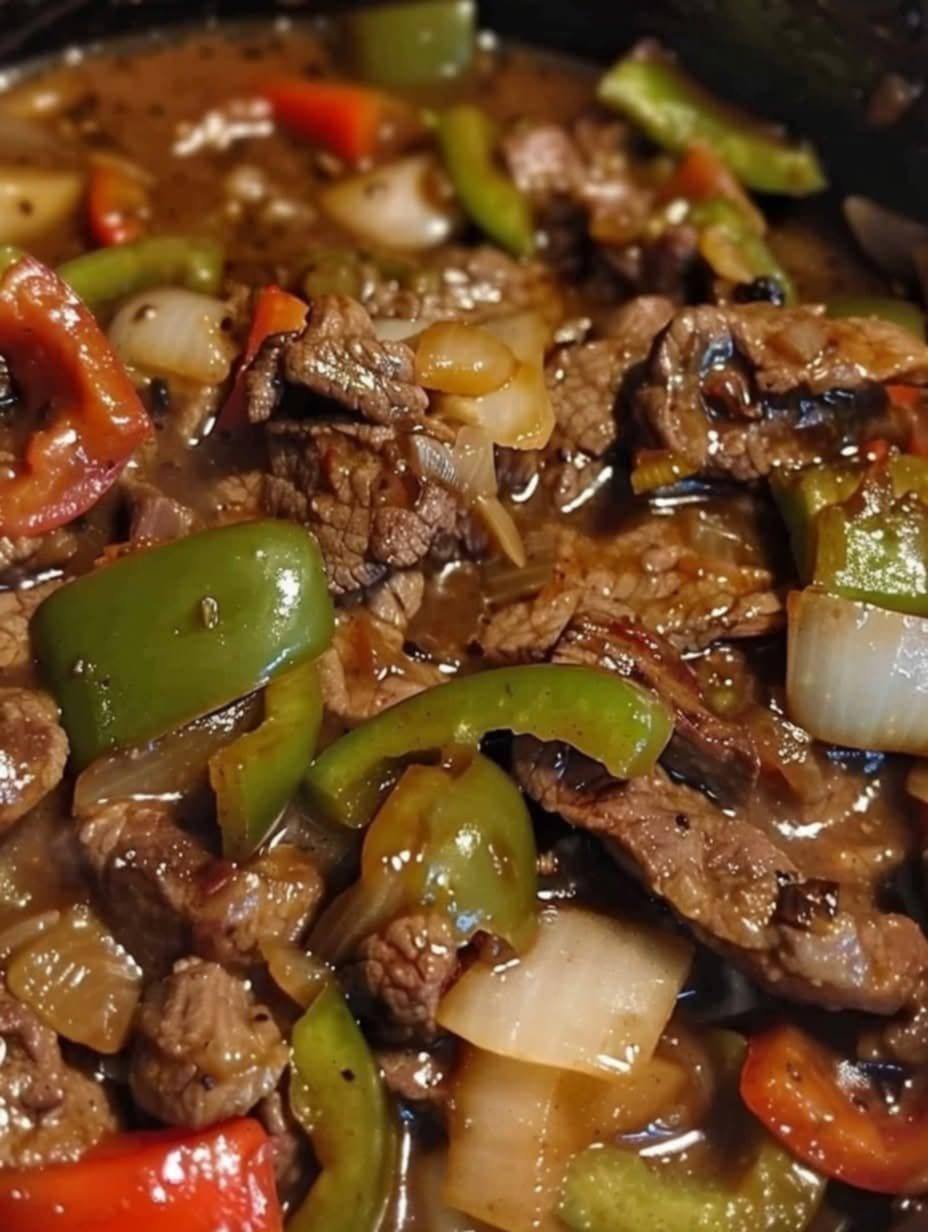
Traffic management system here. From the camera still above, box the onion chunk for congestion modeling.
[787,588,928,754]
[416,321,516,396]
[320,153,459,251]
[438,905,691,1077]
[108,286,236,384]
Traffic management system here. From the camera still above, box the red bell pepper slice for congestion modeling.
[219,284,308,429]
[261,77,391,163]
[741,1023,928,1195]
[87,159,150,247]
[0,255,151,536]
[0,1118,282,1232]
[660,142,765,233]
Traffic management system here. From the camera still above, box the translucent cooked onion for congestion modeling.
[438,905,691,1077]
[445,1046,687,1232]
[6,904,142,1054]
[108,286,236,384]
[74,695,259,816]
[415,1151,494,1232]
[452,427,497,501]
[374,318,427,343]
[320,153,459,251]
[787,588,928,753]
[410,427,498,504]
[416,321,516,397]
[0,909,60,962]
[476,496,526,568]
[262,939,330,1009]
[844,196,928,280]
[0,165,83,244]
[481,310,552,364]
[439,360,554,450]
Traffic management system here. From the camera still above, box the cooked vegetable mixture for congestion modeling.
[0,5,926,1230]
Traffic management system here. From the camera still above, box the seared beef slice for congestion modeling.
[636,303,928,480]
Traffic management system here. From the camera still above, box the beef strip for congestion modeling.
[346,913,459,1043]
[539,295,675,509]
[636,303,928,481]
[246,295,429,427]
[319,572,445,722]
[376,1044,453,1105]
[551,600,758,805]
[0,688,68,833]
[0,580,60,679]
[130,957,288,1128]
[79,801,322,975]
[479,516,782,659]
[264,420,457,595]
[362,245,557,325]
[256,1090,313,1206]
[123,479,197,544]
[515,741,928,1015]
[0,979,118,1169]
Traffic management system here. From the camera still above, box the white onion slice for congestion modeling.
[439,360,554,450]
[481,310,552,365]
[373,318,427,343]
[438,905,691,1077]
[453,427,497,501]
[476,496,526,568]
[416,321,516,396]
[6,904,142,1054]
[0,165,82,244]
[320,153,459,251]
[445,1045,686,1232]
[787,588,928,753]
[844,196,928,280]
[108,287,236,384]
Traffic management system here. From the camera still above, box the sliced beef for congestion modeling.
[503,117,650,250]
[246,295,429,427]
[319,572,445,722]
[540,295,675,509]
[362,245,557,325]
[123,479,197,544]
[0,980,118,1169]
[256,1090,312,1206]
[0,531,77,578]
[515,741,928,1015]
[0,579,60,679]
[191,845,324,970]
[551,601,758,805]
[479,517,782,659]
[348,913,459,1043]
[264,420,457,596]
[376,1044,453,1105]
[130,958,288,1128]
[207,470,265,522]
[79,801,322,975]
[0,688,68,833]
[636,303,928,481]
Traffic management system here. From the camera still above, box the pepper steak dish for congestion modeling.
[0,6,925,1230]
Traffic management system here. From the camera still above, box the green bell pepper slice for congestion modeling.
[772,456,928,612]
[814,478,928,616]
[826,295,925,340]
[435,104,535,258]
[313,752,537,959]
[689,198,795,304]
[33,520,333,768]
[58,235,225,310]
[771,462,865,582]
[346,0,476,88]
[559,1138,823,1232]
[289,980,398,1232]
[304,665,673,828]
[210,658,324,862]
[597,55,826,196]
[559,1030,824,1232]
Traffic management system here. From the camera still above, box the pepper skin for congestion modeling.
[33,520,334,768]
